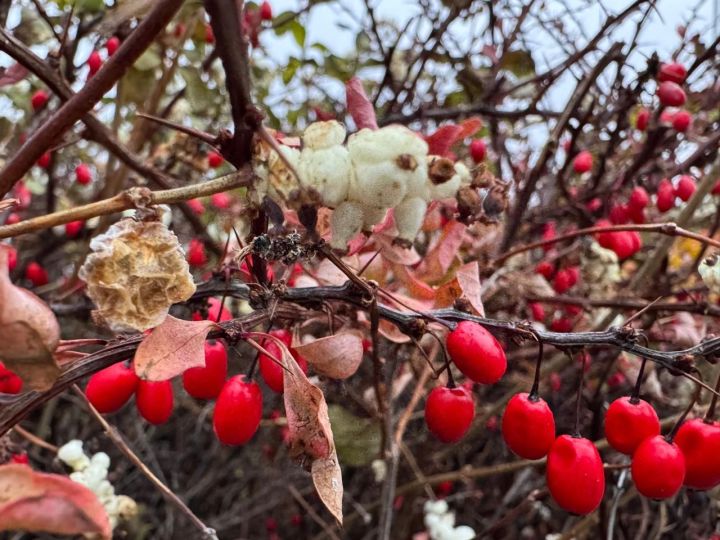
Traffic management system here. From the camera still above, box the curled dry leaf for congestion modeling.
[417,220,467,284]
[435,261,485,316]
[79,218,196,332]
[0,246,60,390]
[133,315,217,381]
[312,451,344,525]
[0,464,111,539]
[293,332,364,379]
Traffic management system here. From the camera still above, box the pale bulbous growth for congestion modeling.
[302,120,346,149]
[699,254,720,294]
[330,201,365,249]
[361,205,389,229]
[429,161,471,201]
[299,121,351,207]
[395,197,428,244]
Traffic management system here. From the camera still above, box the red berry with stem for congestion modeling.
[628,186,649,210]
[658,62,686,84]
[672,110,692,132]
[656,178,675,212]
[535,260,554,279]
[260,0,273,20]
[446,321,506,385]
[30,89,49,111]
[424,385,475,443]
[87,50,103,76]
[604,396,660,455]
[573,151,593,174]
[136,380,174,425]
[546,435,605,514]
[608,204,629,224]
[85,362,139,413]
[187,238,207,267]
[37,152,51,169]
[631,435,685,499]
[182,340,228,400]
[0,362,23,394]
[208,150,223,168]
[674,418,720,490]
[65,220,84,238]
[502,392,555,459]
[213,375,263,445]
[675,175,696,201]
[259,334,308,393]
[192,297,233,322]
[635,108,650,131]
[469,139,486,163]
[75,163,92,185]
[25,262,48,286]
[106,36,120,56]
[657,81,686,107]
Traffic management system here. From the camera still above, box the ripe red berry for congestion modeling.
[712,179,720,196]
[573,151,593,174]
[502,392,555,459]
[635,108,650,131]
[37,152,51,169]
[547,435,605,514]
[85,362,139,413]
[446,321,507,385]
[535,260,554,279]
[192,297,233,322]
[424,385,475,443]
[65,220,84,238]
[550,317,573,332]
[14,183,31,210]
[75,163,92,185]
[604,396,660,455]
[25,262,48,286]
[0,361,23,394]
[5,213,20,226]
[628,186,649,210]
[187,238,207,267]
[210,192,231,209]
[106,36,120,56]
[10,453,29,464]
[204,23,215,44]
[87,50,103,76]
[187,198,205,215]
[136,380,174,425]
[528,302,545,322]
[627,204,645,224]
[608,204,629,225]
[585,197,602,212]
[672,110,692,132]
[658,62,687,84]
[552,268,573,294]
[657,81,686,107]
[260,1,273,20]
[598,229,642,260]
[213,375,263,445]
[631,435,685,499]
[656,178,675,212]
[674,175,696,202]
[207,150,224,168]
[182,340,228,400]
[30,89,49,111]
[469,139,486,163]
[674,419,720,490]
[259,334,308,393]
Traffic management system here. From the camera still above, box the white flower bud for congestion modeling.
[300,144,352,208]
[58,440,90,471]
[394,197,427,243]
[302,120,346,149]
[330,201,365,249]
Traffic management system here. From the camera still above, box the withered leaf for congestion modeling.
[293,332,363,380]
[0,464,111,539]
[312,450,344,525]
[133,315,217,381]
[435,261,485,316]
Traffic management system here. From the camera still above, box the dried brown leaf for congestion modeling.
[0,464,111,539]
[435,262,485,316]
[312,450,344,525]
[134,315,217,381]
[293,332,363,379]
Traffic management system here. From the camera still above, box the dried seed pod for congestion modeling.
[79,218,196,332]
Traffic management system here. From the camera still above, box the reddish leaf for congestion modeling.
[434,262,485,316]
[293,332,363,379]
[133,315,217,381]
[346,77,378,130]
[391,263,437,301]
[457,117,483,139]
[0,464,110,539]
[0,64,29,87]
[424,124,463,157]
[374,233,421,266]
[312,451,343,524]
[0,246,60,390]
[418,220,467,283]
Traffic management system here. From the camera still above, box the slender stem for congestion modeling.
[571,350,585,437]
[529,341,544,399]
[667,378,703,441]
[629,357,648,404]
[704,369,720,422]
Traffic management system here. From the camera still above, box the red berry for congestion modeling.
[528,302,545,322]
[265,517,278,532]
[675,419,720,490]
[585,197,602,212]
[182,340,228,400]
[106,36,120,56]
[566,266,580,286]
[25,262,48,286]
[469,139,486,163]
[207,150,224,168]
[210,192,231,209]
[546,435,605,514]
[550,316,573,333]
[672,110,692,132]
[4,245,17,271]
[712,180,720,195]
[549,372,561,393]
[205,23,215,44]
[573,151,593,174]
[631,435,685,499]
[635,108,650,131]
[424,385,475,443]
[675,175,696,201]
[552,268,573,294]
[136,380,174,425]
[260,1,273,20]
[10,453,29,464]
[628,186,649,210]
[30,90,49,111]
[608,204,629,225]
[599,230,641,260]
[259,334,308,393]
[541,221,556,251]
[5,213,20,225]
[535,260,554,279]
[85,362,139,413]
[65,220,84,238]
[604,396,660,455]
[0,362,23,394]
[187,198,205,215]
[627,204,645,224]
[290,514,303,527]
[187,238,207,267]
[502,392,555,459]
[657,81,686,107]
[658,62,686,84]
[213,375,262,445]
[446,321,506,385]
[87,50,103,76]
[656,178,675,212]
[564,303,583,317]
[192,297,233,322]
[37,152,51,169]
[75,163,92,185]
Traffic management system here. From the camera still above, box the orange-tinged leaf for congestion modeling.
[312,451,343,524]
[0,464,110,539]
[457,117,483,139]
[418,221,466,283]
[435,262,485,316]
[0,246,60,390]
[133,315,217,381]
[374,233,421,266]
[293,332,363,379]
[392,263,436,301]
